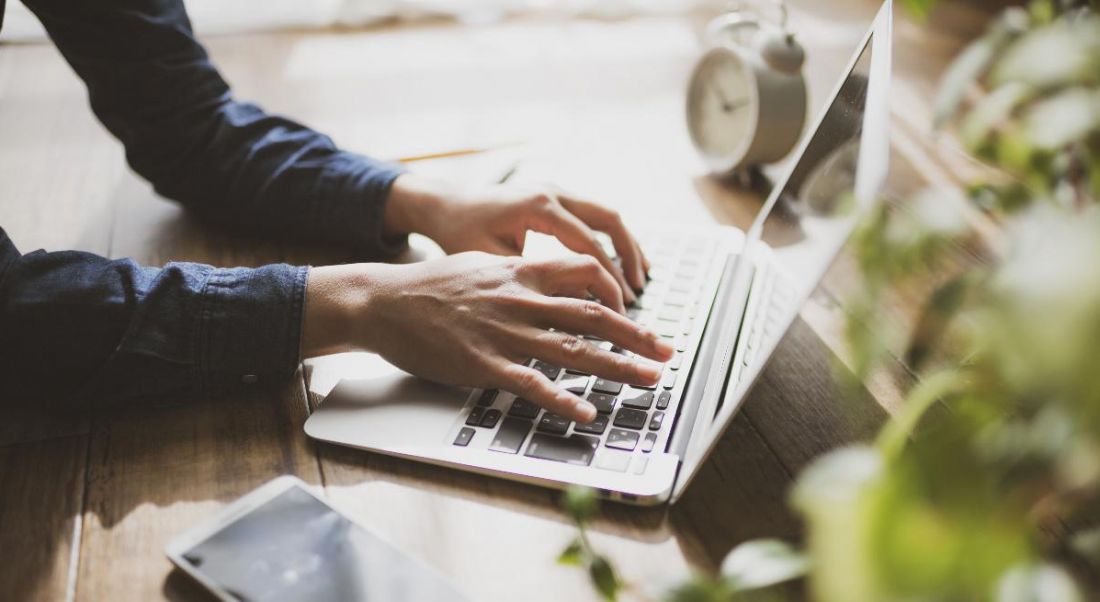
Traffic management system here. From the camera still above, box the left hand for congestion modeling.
[384,174,649,306]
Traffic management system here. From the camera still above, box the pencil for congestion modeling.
[395,142,524,164]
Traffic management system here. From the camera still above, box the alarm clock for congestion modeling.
[687,12,808,175]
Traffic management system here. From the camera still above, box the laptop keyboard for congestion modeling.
[449,231,726,473]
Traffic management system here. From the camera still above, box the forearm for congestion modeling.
[23,0,408,257]
[301,264,378,358]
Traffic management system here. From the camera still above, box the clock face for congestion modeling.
[687,47,758,170]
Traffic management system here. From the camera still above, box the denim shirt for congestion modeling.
[0,0,406,410]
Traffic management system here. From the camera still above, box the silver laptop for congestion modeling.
[305,0,893,506]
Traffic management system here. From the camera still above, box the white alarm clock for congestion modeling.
[687,12,808,175]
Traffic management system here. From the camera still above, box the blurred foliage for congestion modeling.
[562,1,1100,600]
[798,0,1100,599]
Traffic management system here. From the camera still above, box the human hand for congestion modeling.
[383,174,650,306]
[302,252,673,422]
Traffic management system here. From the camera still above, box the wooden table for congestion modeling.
[0,2,996,600]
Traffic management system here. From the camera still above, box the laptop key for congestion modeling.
[481,408,502,429]
[606,428,640,451]
[642,432,657,453]
[525,433,599,466]
[508,398,541,420]
[657,390,672,410]
[621,390,654,410]
[613,408,648,430]
[565,367,591,376]
[658,307,684,322]
[490,417,533,454]
[592,378,623,395]
[466,407,485,427]
[586,393,617,414]
[559,374,590,395]
[476,389,498,407]
[532,361,562,381]
[454,427,475,447]
[573,414,609,435]
[649,411,665,431]
[537,413,571,435]
[661,370,678,390]
[664,292,690,307]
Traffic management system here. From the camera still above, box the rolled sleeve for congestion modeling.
[0,230,310,410]
[312,151,409,257]
[196,264,309,398]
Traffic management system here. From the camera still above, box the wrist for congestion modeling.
[383,174,451,240]
[301,263,391,358]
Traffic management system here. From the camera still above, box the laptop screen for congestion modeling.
[747,35,876,300]
[673,0,893,502]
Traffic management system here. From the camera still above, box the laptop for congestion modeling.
[305,0,893,506]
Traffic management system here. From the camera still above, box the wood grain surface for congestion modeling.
[0,1,999,600]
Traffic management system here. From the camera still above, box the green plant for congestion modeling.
[561,1,1100,599]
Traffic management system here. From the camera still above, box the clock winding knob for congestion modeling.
[759,32,805,75]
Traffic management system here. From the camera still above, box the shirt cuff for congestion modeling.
[329,152,409,258]
[198,263,309,397]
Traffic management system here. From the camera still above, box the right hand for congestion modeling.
[302,252,674,422]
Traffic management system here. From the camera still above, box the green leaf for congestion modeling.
[900,0,938,20]
[1022,88,1100,150]
[558,538,585,567]
[720,539,808,592]
[906,275,970,369]
[959,82,1032,151]
[589,554,622,601]
[990,16,1100,91]
[995,563,1084,602]
[664,576,737,602]
[877,370,964,460]
[933,7,1029,127]
[562,485,599,524]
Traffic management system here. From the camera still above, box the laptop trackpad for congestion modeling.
[305,374,469,449]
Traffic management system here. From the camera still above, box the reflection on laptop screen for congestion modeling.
[749,37,874,300]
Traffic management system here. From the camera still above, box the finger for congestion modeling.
[534,255,626,315]
[524,297,674,362]
[487,238,521,256]
[529,330,663,387]
[636,237,651,275]
[528,200,636,307]
[558,196,646,292]
[497,361,597,423]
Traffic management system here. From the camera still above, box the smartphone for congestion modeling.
[166,476,469,602]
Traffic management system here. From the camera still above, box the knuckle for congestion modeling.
[581,300,605,320]
[559,335,586,359]
[528,192,556,211]
[514,368,542,394]
[605,209,624,227]
[577,254,602,272]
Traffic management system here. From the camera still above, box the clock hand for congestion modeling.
[709,84,750,113]
[723,97,750,112]
[709,82,733,110]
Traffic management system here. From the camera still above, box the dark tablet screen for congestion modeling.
[180,485,467,602]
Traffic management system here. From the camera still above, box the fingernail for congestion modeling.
[576,401,597,422]
[638,362,662,382]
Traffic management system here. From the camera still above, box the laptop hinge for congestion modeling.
[668,252,751,461]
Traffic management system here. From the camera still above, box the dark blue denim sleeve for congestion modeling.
[1,0,407,408]
[0,228,308,408]
[19,0,408,255]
